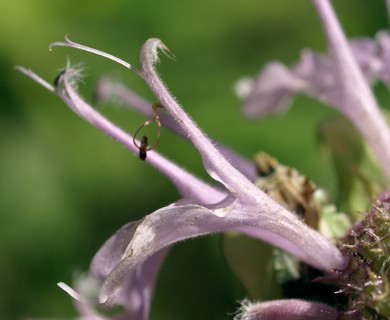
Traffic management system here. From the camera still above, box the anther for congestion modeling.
[133,103,164,160]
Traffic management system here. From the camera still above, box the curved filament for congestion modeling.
[133,103,164,160]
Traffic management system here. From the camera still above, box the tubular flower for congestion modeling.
[19,0,390,319]
[18,33,344,319]
[237,0,390,180]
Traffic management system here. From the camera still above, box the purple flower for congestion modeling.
[20,0,390,318]
[18,33,344,319]
[238,0,390,181]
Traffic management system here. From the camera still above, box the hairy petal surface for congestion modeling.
[48,39,345,277]
[234,299,338,320]
[17,66,226,319]
[140,39,257,196]
[17,66,226,205]
[98,197,345,305]
[45,37,344,268]
[21,37,347,316]
[90,220,169,319]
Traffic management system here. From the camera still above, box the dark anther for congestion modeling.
[53,70,66,87]
[139,136,148,161]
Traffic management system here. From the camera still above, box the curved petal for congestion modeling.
[234,299,338,320]
[19,40,346,317]
[17,66,226,205]
[90,220,169,320]
[241,62,306,118]
[313,0,390,179]
[140,38,256,195]
[98,198,345,305]
[242,38,381,120]
[237,4,390,179]
[91,221,143,280]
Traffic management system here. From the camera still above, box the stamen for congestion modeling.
[49,35,144,79]
[139,135,148,161]
[133,103,164,160]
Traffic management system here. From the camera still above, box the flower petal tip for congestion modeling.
[49,35,72,52]
[143,38,175,65]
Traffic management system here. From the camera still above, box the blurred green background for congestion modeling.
[0,0,389,319]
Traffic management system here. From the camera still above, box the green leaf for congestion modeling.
[318,204,351,239]
[222,232,282,300]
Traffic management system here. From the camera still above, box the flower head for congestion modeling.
[18,32,344,318]
[18,0,390,319]
[238,0,390,180]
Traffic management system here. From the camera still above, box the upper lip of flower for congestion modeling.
[17,31,345,313]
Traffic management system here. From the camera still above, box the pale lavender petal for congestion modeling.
[90,220,169,320]
[240,62,306,118]
[21,41,345,307]
[139,39,344,276]
[348,38,382,81]
[44,38,303,202]
[60,260,161,320]
[116,248,169,320]
[313,0,390,179]
[45,39,288,208]
[234,299,338,320]
[140,38,282,201]
[294,49,348,108]
[243,1,390,179]
[17,66,226,205]
[96,78,258,180]
[140,39,253,195]
[138,39,342,276]
[242,37,381,119]
[98,198,346,305]
[91,221,142,279]
[294,40,382,101]
[54,39,344,276]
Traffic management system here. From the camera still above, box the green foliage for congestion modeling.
[318,116,387,217]
[222,232,282,300]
